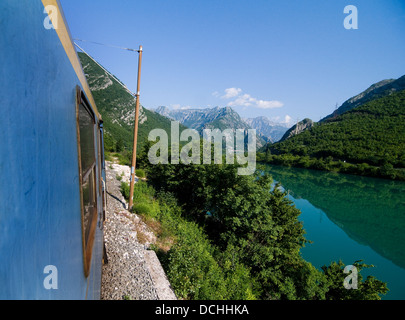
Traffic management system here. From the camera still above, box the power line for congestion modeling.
[73,38,140,52]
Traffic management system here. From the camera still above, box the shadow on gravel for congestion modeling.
[107,191,127,210]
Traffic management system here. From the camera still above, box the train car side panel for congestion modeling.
[0,0,104,299]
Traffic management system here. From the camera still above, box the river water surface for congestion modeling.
[263,164,405,300]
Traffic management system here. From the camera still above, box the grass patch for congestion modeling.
[120,181,176,252]
[133,203,153,215]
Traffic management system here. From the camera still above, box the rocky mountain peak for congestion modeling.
[279,118,314,142]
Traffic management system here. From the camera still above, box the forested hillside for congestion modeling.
[259,89,405,180]
[321,75,405,122]
[78,52,186,154]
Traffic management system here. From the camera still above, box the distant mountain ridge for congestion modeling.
[243,116,289,143]
[155,106,289,145]
[155,106,268,148]
[155,106,247,133]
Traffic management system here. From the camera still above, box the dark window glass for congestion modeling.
[78,104,95,174]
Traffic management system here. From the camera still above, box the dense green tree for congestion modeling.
[143,145,388,300]
[321,261,388,300]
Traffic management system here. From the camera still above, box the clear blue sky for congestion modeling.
[60,0,405,124]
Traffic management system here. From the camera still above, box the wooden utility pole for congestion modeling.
[128,45,143,210]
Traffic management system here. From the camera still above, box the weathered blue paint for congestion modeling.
[0,0,104,299]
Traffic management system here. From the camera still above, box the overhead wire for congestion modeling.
[73,38,140,52]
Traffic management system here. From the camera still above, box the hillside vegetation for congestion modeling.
[259,89,405,180]
[321,75,405,122]
[122,146,389,300]
[78,52,186,156]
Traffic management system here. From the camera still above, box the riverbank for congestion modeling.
[257,153,405,181]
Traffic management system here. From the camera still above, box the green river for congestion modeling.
[263,164,405,300]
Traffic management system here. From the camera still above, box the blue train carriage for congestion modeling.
[0,0,107,299]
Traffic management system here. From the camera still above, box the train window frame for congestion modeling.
[76,86,98,277]
[98,123,106,223]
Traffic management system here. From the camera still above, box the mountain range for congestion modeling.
[154,106,289,145]
[155,106,249,133]
[243,116,289,143]
[78,51,289,155]
[79,49,405,181]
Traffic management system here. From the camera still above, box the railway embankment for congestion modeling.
[101,160,176,300]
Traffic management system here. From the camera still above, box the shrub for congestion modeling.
[136,168,146,178]
[132,203,153,216]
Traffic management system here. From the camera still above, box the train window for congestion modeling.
[99,124,106,223]
[76,88,98,277]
